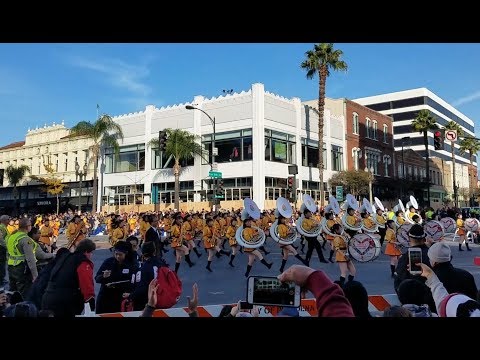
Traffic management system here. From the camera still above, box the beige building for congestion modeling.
[0,122,94,212]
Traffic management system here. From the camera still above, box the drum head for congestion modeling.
[396,223,413,248]
[440,217,456,234]
[425,220,445,242]
[348,233,381,262]
[465,218,480,232]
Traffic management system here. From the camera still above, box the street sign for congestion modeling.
[212,147,218,156]
[335,186,343,201]
[445,130,457,142]
[209,171,222,179]
[214,195,224,199]
[211,162,218,171]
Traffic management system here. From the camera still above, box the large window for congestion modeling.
[105,144,145,173]
[366,151,380,175]
[366,118,371,138]
[383,124,388,143]
[331,145,343,171]
[202,129,252,164]
[353,113,359,135]
[151,149,193,169]
[372,120,378,140]
[265,129,296,164]
[301,138,326,168]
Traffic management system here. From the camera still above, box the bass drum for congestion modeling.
[396,223,413,250]
[347,233,381,263]
[464,218,480,233]
[425,220,445,243]
[440,217,456,234]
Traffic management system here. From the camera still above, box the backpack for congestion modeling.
[155,267,182,309]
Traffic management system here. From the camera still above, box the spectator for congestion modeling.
[383,305,413,317]
[342,280,372,318]
[141,281,199,317]
[41,238,96,318]
[397,279,435,317]
[0,215,10,287]
[278,265,354,317]
[427,242,478,300]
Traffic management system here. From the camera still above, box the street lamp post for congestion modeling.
[75,161,88,213]
[365,166,374,204]
[401,136,411,200]
[186,105,218,211]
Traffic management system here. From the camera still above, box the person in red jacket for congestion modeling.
[278,265,354,317]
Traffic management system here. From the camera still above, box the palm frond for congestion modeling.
[5,165,30,186]
[70,121,95,137]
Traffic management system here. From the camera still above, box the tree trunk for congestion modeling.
[318,66,327,208]
[56,194,60,215]
[452,140,457,208]
[173,159,181,210]
[424,131,430,207]
[92,154,98,213]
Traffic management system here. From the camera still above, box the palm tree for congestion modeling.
[5,164,30,216]
[301,43,347,207]
[149,129,203,210]
[459,137,480,165]
[70,114,124,213]
[444,121,463,207]
[411,109,438,206]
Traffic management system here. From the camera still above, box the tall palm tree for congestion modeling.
[149,129,203,210]
[301,43,347,207]
[459,137,480,206]
[5,164,30,216]
[411,109,438,206]
[444,121,463,207]
[70,114,124,213]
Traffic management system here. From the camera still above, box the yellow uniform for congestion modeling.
[111,227,125,245]
[277,223,291,240]
[385,227,401,256]
[325,219,336,240]
[333,236,348,262]
[346,215,357,227]
[52,220,60,237]
[39,225,53,246]
[218,218,227,237]
[226,225,237,247]
[106,218,113,235]
[376,214,386,227]
[242,227,257,253]
[362,217,376,231]
[203,226,215,249]
[301,218,316,232]
[457,219,465,236]
[128,218,137,232]
[213,220,221,237]
[139,220,150,240]
[163,218,172,232]
[397,216,405,226]
[171,224,182,248]
[181,221,193,241]
[7,224,16,235]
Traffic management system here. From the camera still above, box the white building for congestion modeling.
[354,88,476,167]
[0,122,94,212]
[100,83,346,211]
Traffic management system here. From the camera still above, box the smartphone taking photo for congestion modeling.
[408,248,422,275]
[247,276,301,307]
[239,301,253,310]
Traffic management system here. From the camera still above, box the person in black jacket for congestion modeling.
[427,241,478,300]
[144,214,168,258]
[129,241,168,311]
[95,241,136,314]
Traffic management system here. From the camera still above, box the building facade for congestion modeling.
[100,83,346,212]
[0,122,94,213]
[353,88,476,167]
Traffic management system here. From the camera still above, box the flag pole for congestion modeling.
[96,104,100,120]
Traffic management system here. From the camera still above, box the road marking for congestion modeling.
[209,291,225,295]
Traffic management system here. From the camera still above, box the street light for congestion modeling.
[401,136,411,200]
[186,105,218,210]
[364,166,374,204]
[75,161,88,213]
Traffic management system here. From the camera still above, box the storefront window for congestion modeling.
[265,129,296,164]
[301,139,326,168]
[202,129,252,164]
[105,144,145,173]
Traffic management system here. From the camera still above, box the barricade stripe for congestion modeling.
[368,295,393,311]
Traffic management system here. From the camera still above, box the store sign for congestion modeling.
[37,200,52,206]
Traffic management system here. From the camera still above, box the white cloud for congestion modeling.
[452,91,480,107]
[68,56,152,96]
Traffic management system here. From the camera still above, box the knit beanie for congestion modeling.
[427,242,451,264]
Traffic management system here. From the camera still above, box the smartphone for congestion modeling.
[408,248,422,275]
[239,301,253,310]
[247,276,301,307]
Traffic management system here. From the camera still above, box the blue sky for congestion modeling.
[1,43,479,146]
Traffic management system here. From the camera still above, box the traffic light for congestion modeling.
[287,176,294,193]
[159,130,168,152]
[217,180,224,195]
[433,129,445,150]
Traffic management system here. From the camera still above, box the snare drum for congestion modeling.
[425,220,445,242]
[347,233,381,262]
[440,217,456,234]
[396,223,413,250]
[465,218,480,233]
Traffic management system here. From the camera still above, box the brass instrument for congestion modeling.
[270,197,297,245]
[235,198,266,248]
[297,194,322,238]
[341,194,362,232]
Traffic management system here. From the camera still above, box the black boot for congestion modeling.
[245,265,252,277]
[322,240,327,250]
[221,238,227,249]
[260,246,270,255]
[390,265,395,277]
[300,243,305,254]
[260,259,272,269]
[206,260,212,272]
[279,259,287,273]
[185,254,194,267]
[175,262,180,273]
[305,257,311,267]
[215,251,222,258]
[220,249,231,256]
[193,247,202,258]
[295,254,308,266]
[459,243,464,251]
[466,242,472,251]
[348,275,354,282]
[339,276,346,286]
[229,254,236,267]
[328,250,335,263]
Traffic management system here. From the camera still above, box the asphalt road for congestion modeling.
[57,234,480,308]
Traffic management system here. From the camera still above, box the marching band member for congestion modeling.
[407,205,417,221]
[344,207,360,239]
[331,223,356,286]
[110,218,126,246]
[139,214,150,246]
[324,211,337,263]
[395,210,405,226]
[170,216,195,273]
[375,208,387,246]
[66,215,87,250]
[276,215,308,273]
[39,218,53,253]
[182,214,202,258]
[242,217,272,278]
[226,218,239,267]
[384,220,402,277]
[302,208,328,265]
[203,218,230,272]
[456,214,471,251]
[361,211,376,232]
